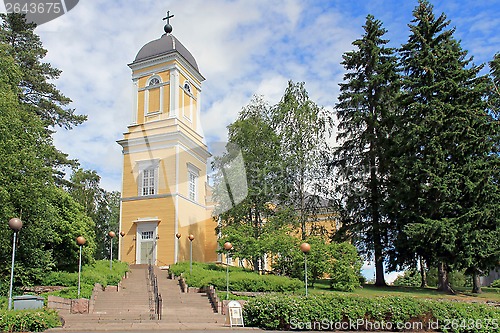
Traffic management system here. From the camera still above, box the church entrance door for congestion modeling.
[136,222,157,265]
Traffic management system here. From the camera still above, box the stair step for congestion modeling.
[58,265,223,330]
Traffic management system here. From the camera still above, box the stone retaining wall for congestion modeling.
[47,296,89,314]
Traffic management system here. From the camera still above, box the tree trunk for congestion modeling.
[437,261,454,293]
[419,257,428,288]
[472,268,482,294]
[369,131,386,287]
[374,247,386,287]
[373,222,386,286]
[299,174,307,241]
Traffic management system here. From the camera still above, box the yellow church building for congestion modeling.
[117,14,218,267]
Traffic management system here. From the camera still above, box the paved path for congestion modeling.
[47,265,252,331]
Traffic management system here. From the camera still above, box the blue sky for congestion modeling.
[2,0,499,281]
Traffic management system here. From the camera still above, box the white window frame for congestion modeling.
[141,168,156,196]
[137,159,160,197]
[187,163,199,202]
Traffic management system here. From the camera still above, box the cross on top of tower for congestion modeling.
[163,10,174,34]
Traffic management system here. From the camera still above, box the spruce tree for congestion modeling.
[333,15,400,287]
[391,0,499,293]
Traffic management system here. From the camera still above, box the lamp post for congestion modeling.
[7,218,23,310]
[188,234,194,273]
[109,231,116,270]
[118,231,125,262]
[76,236,86,298]
[223,242,233,300]
[175,233,181,263]
[300,242,311,297]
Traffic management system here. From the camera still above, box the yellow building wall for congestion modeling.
[120,56,216,267]
[121,148,177,198]
[120,197,176,265]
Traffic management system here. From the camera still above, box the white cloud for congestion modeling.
[31,0,500,192]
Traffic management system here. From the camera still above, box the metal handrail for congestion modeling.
[148,264,162,320]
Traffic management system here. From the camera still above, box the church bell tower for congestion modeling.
[117,12,217,266]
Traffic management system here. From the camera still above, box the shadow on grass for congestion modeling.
[310,279,500,303]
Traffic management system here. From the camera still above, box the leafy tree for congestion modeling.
[390,0,499,293]
[218,224,262,269]
[68,169,120,260]
[327,242,363,292]
[333,15,400,286]
[33,188,96,273]
[0,47,95,288]
[260,225,301,277]
[259,224,320,282]
[273,81,331,240]
[214,96,281,270]
[95,190,120,260]
[301,236,330,288]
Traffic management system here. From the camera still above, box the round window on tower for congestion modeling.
[184,81,191,94]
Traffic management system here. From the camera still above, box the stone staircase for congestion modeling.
[92,265,151,321]
[157,269,221,324]
[52,265,224,331]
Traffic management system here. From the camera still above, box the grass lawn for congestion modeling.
[309,279,500,303]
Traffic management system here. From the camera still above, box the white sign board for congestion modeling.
[227,300,244,327]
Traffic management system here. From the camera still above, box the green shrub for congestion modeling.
[42,271,78,287]
[393,269,422,287]
[170,262,303,292]
[87,260,129,286]
[327,242,362,292]
[243,294,500,332]
[48,284,94,299]
[43,260,129,299]
[0,308,61,332]
[43,260,128,289]
[81,269,108,287]
[491,279,500,288]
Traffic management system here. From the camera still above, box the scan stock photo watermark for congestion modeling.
[289,318,499,331]
[2,0,79,25]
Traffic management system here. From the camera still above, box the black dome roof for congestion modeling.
[133,34,199,72]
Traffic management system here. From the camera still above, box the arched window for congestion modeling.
[149,77,160,86]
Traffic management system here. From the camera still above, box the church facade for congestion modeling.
[117,19,218,266]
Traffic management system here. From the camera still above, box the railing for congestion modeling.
[147,264,162,320]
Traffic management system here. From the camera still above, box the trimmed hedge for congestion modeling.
[243,294,500,332]
[170,262,303,292]
[0,308,61,332]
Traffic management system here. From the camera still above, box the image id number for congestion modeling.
[6,2,62,14]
